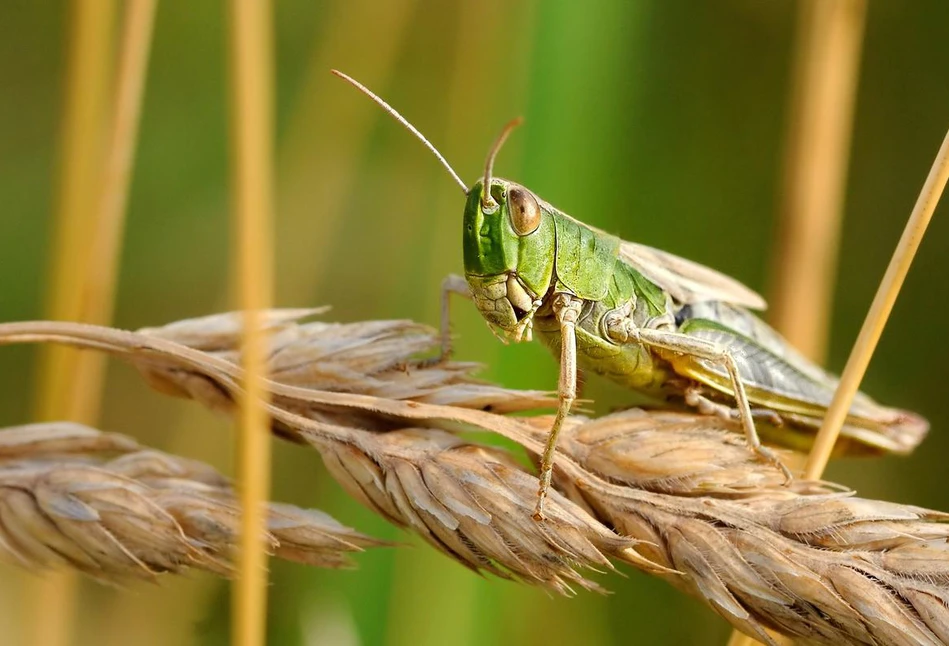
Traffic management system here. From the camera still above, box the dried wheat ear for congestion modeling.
[0,310,946,646]
[0,420,385,582]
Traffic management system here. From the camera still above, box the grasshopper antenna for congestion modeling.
[330,70,468,195]
[480,117,524,212]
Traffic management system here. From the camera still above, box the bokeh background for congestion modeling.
[2,1,949,644]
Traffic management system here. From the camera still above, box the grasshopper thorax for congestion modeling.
[462,179,556,336]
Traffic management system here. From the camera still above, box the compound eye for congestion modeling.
[508,187,541,235]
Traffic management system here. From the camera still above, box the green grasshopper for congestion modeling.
[332,71,928,519]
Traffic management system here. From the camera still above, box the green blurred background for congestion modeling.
[2,1,948,644]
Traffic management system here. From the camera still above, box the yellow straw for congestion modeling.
[84,0,158,338]
[768,0,866,361]
[27,2,117,645]
[228,1,275,645]
[803,128,949,478]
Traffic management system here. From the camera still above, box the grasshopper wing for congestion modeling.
[618,240,767,310]
[667,313,929,455]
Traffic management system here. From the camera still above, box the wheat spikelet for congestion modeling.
[1,311,948,644]
[554,411,949,645]
[137,309,554,415]
[316,425,667,594]
[0,421,385,582]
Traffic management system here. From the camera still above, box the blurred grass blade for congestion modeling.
[275,0,419,303]
[85,0,158,338]
[28,1,120,645]
[228,1,276,645]
[767,0,867,361]
[82,1,161,639]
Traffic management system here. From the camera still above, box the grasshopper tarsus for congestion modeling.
[687,387,794,479]
[753,409,785,427]
[759,445,794,484]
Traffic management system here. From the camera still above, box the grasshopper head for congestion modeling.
[462,179,555,337]
[328,72,552,338]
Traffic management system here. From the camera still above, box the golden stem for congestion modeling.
[768,0,867,361]
[27,1,118,645]
[80,2,159,643]
[33,1,116,423]
[228,1,275,645]
[83,0,158,341]
[804,127,949,479]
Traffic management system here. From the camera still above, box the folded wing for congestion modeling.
[618,240,767,310]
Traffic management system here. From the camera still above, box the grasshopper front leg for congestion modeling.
[632,327,794,483]
[534,292,582,521]
[435,274,472,361]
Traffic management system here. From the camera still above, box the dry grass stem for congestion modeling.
[83,0,157,334]
[29,2,119,644]
[804,124,949,480]
[136,309,553,416]
[768,0,867,361]
[228,0,276,643]
[0,422,384,582]
[1,311,948,644]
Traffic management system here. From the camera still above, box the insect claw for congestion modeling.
[756,409,784,426]
[532,486,549,521]
[753,443,794,484]
[779,462,794,485]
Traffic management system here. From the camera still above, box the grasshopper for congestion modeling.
[332,71,928,520]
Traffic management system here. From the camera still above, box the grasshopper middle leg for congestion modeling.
[684,388,785,427]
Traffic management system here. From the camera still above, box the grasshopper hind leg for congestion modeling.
[633,328,794,483]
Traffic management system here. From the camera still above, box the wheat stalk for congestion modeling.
[1,311,948,644]
[0,420,384,582]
